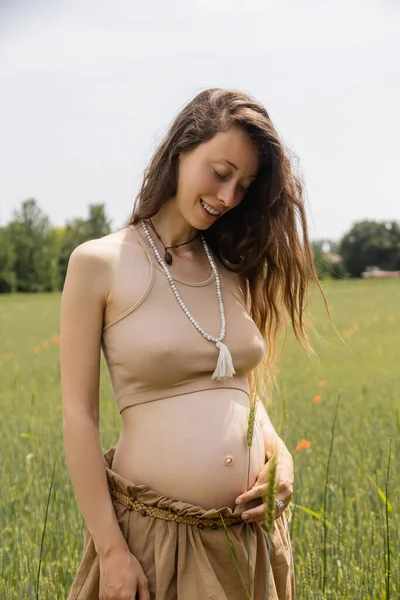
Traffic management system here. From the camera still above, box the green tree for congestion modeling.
[7,198,57,292]
[339,220,400,278]
[0,200,113,293]
[0,226,17,293]
[58,204,112,285]
[85,204,112,239]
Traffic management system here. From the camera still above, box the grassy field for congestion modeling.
[0,279,399,599]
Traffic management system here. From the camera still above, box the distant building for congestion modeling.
[361,266,400,278]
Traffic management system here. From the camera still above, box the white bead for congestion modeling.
[142,221,228,350]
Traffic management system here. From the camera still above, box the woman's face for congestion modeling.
[176,127,259,230]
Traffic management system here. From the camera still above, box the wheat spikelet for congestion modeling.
[246,398,257,449]
[263,451,278,534]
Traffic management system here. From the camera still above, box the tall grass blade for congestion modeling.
[262,452,278,600]
[289,496,297,540]
[322,394,340,594]
[245,398,257,593]
[367,475,393,512]
[220,514,252,599]
[291,503,332,527]
[385,438,392,600]
[36,457,56,600]
[246,449,252,594]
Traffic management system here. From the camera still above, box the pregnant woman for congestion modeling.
[61,88,323,599]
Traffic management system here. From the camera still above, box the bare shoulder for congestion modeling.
[66,227,134,297]
[69,228,130,264]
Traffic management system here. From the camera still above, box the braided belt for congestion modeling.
[110,488,244,529]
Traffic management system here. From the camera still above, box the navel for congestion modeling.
[224,456,234,466]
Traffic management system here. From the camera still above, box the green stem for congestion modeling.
[36,457,56,600]
[220,515,252,599]
[323,395,340,594]
[246,448,252,595]
[385,438,392,600]
[266,533,272,600]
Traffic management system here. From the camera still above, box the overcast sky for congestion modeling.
[0,0,399,241]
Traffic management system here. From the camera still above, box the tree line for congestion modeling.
[0,198,399,293]
[0,199,112,293]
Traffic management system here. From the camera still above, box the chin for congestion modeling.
[184,213,209,231]
[196,222,213,231]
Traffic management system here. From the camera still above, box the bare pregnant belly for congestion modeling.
[111,389,266,510]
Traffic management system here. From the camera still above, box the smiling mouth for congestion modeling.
[200,199,222,217]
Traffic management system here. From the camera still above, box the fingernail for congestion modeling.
[242,513,249,520]
[236,498,243,504]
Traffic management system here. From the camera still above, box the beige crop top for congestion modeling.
[101,223,266,413]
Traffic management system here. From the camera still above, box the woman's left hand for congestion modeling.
[235,447,294,524]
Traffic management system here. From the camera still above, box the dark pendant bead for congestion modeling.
[165,251,173,265]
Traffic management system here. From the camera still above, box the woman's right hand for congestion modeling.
[99,548,150,600]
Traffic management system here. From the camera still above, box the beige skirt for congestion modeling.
[67,447,295,600]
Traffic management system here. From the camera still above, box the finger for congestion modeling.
[137,577,151,600]
[242,495,291,522]
[276,481,293,507]
[277,478,294,498]
[241,504,266,523]
[236,484,267,505]
[237,482,293,509]
[274,497,287,516]
[234,498,261,518]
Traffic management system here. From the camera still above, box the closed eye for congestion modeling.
[213,169,228,181]
[213,169,249,194]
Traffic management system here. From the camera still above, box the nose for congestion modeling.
[217,181,238,209]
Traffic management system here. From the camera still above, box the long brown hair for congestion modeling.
[129,88,329,403]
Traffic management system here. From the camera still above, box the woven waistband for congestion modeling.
[110,488,244,529]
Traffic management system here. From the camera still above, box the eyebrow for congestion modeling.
[222,159,257,179]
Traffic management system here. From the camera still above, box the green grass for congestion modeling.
[0,279,399,598]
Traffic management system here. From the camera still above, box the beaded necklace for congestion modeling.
[141,220,235,381]
[146,218,199,265]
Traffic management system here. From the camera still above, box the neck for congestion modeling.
[146,198,200,252]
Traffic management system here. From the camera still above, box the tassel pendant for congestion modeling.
[211,341,236,381]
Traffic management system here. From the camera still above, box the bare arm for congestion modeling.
[247,371,291,461]
[256,398,291,464]
[60,241,127,558]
